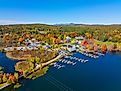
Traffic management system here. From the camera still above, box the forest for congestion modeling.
[0,24,121,43]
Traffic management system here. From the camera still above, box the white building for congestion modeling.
[15,47,26,51]
[4,47,14,51]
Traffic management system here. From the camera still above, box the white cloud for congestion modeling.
[0,20,16,25]
[0,20,41,25]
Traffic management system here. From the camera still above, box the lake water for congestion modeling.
[1,52,121,91]
[0,53,16,73]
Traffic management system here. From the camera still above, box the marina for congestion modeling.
[50,53,90,69]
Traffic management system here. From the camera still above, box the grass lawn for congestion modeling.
[96,40,117,46]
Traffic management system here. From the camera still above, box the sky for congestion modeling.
[0,0,121,25]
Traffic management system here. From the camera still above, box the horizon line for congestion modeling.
[0,20,121,26]
[0,23,121,26]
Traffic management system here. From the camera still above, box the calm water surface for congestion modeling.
[0,52,121,91]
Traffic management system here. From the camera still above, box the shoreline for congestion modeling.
[0,83,10,90]
[6,52,29,61]
[41,54,64,67]
[0,53,63,90]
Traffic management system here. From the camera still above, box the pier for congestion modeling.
[64,56,89,63]
[79,50,99,58]
[50,62,65,69]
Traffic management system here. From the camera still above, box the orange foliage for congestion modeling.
[9,75,16,83]
[81,40,88,47]
[18,38,24,42]
[101,44,107,52]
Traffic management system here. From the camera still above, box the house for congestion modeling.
[35,41,41,47]
[81,40,88,47]
[43,45,51,49]
[66,36,71,42]
[30,42,37,47]
[4,47,14,51]
[67,45,76,52]
[75,36,84,40]
[15,47,26,51]
[62,44,76,52]
[26,46,38,50]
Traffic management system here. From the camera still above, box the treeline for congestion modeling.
[1,24,121,43]
[0,24,60,33]
[61,25,121,42]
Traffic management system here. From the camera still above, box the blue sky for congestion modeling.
[0,0,121,24]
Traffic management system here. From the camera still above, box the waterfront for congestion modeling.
[1,52,121,91]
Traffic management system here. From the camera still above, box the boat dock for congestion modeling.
[50,62,65,69]
[79,51,99,58]
[64,56,89,63]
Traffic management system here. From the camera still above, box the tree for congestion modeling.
[0,77,2,84]
[29,62,35,70]
[8,75,16,83]
[0,66,3,73]
[14,72,19,82]
[2,74,7,83]
[59,35,64,40]
[35,57,40,64]
[23,70,29,77]
[18,37,24,43]
[101,44,107,53]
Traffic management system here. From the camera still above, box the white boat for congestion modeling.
[72,62,77,65]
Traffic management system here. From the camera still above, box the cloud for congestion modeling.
[0,20,120,25]
[0,20,40,25]
[0,20,17,25]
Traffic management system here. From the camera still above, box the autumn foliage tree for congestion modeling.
[101,44,107,53]
[18,37,24,43]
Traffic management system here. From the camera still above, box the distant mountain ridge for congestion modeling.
[54,23,121,26]
[0,23,121,26]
